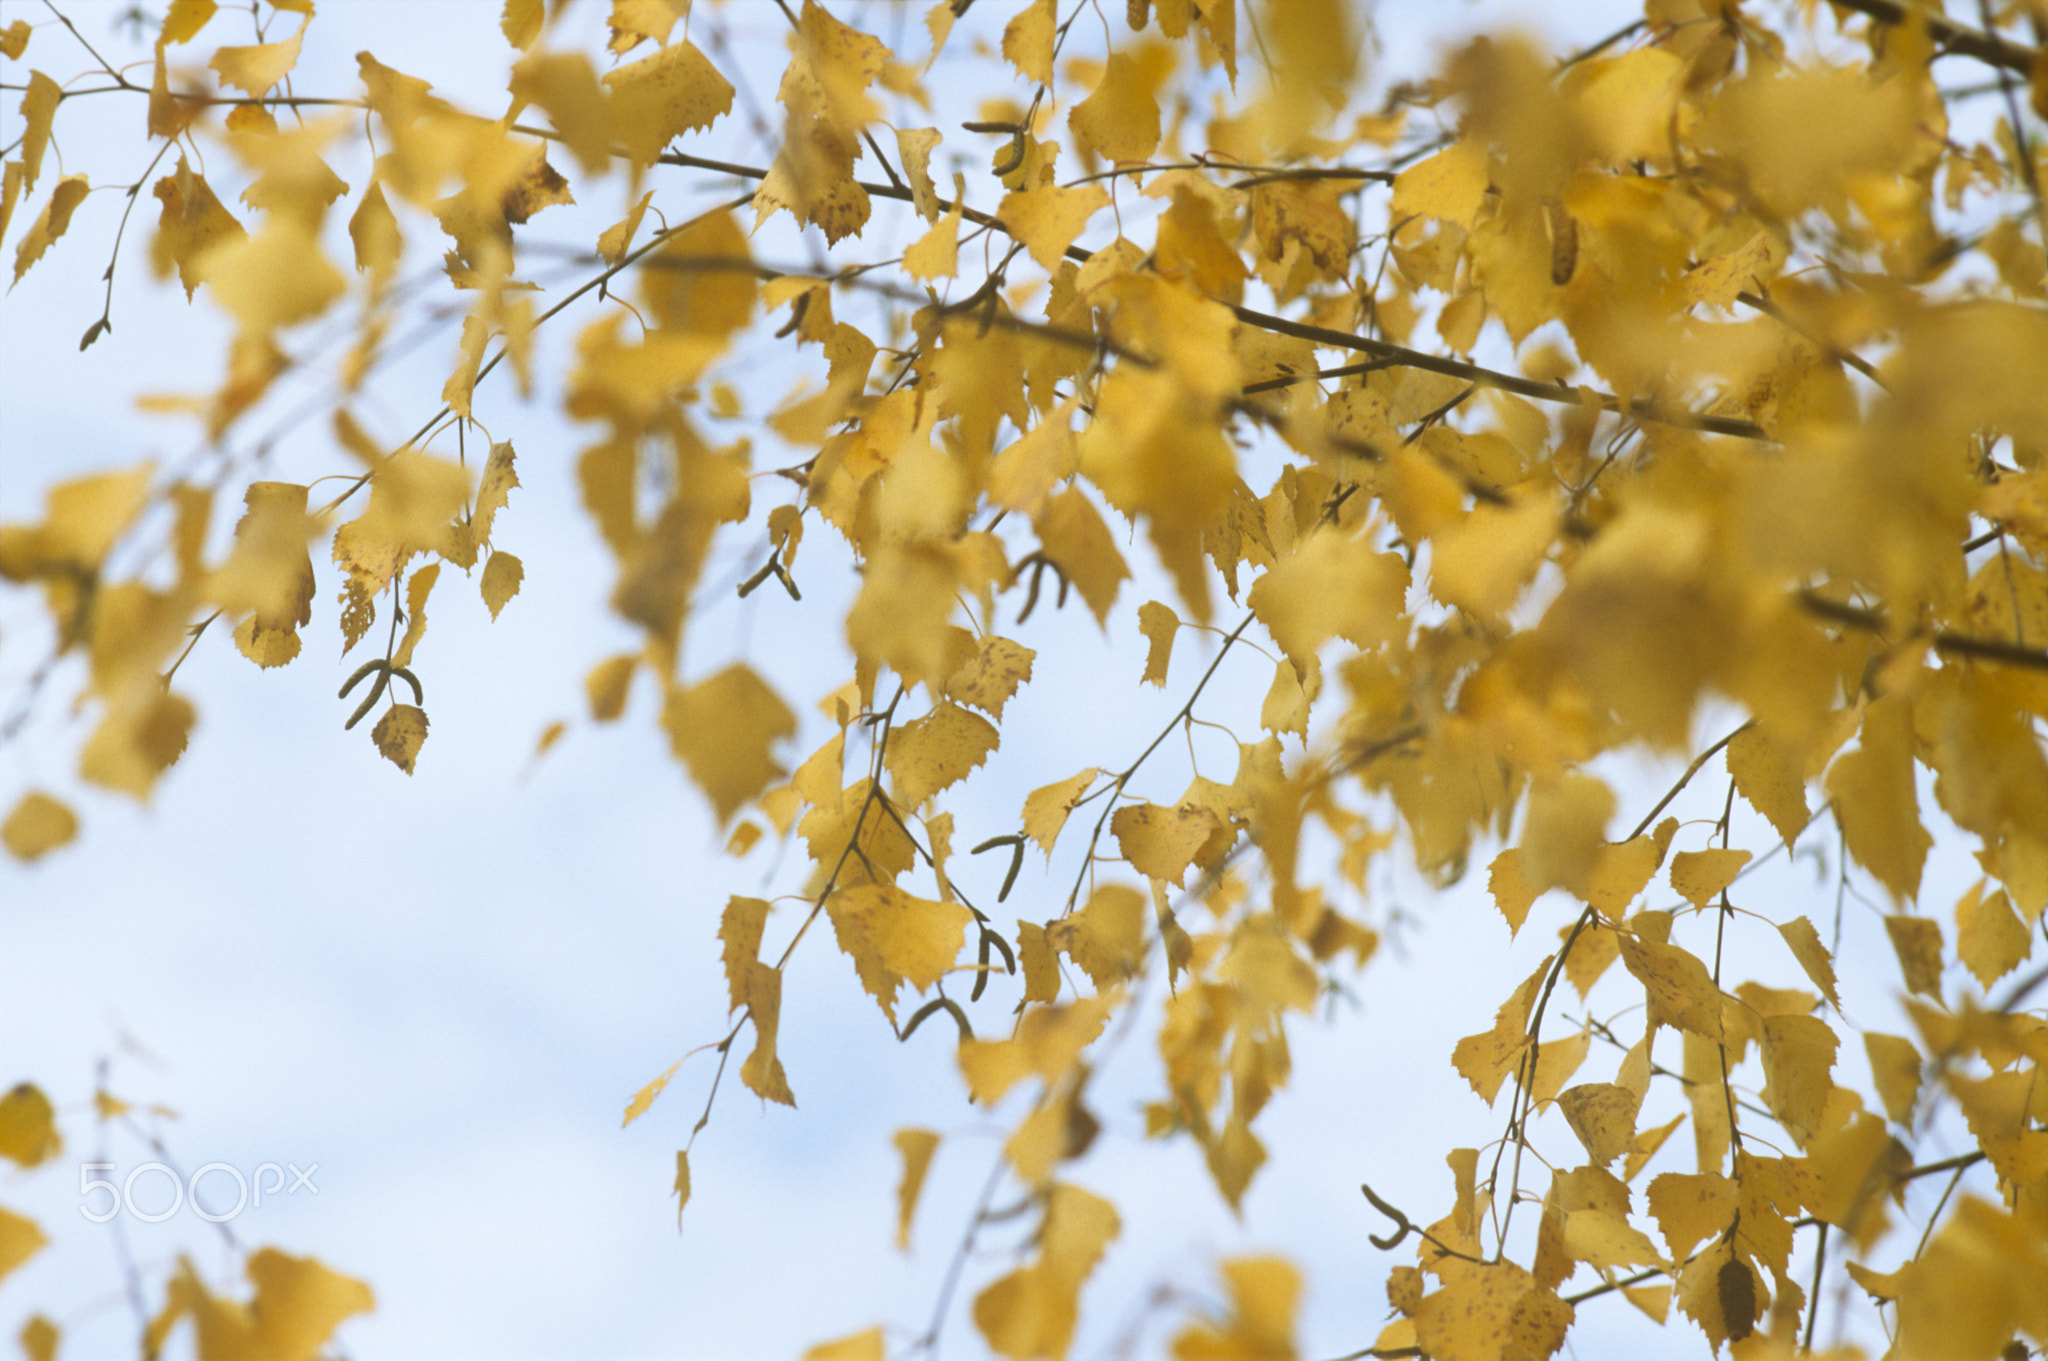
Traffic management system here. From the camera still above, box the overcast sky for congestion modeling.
[1,3,1997,1359]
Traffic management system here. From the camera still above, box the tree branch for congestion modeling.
[1824,0,2042,74]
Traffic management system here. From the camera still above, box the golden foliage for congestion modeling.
[6,0,2048,1357]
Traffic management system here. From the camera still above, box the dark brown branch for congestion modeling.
[1226,304,1772,441]
[1825,0,2042,74]
[1796,590,2048,674]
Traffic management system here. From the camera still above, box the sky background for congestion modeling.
[0,2,2006,1359]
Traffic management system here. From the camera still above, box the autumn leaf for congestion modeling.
[2,792,77,863]
[11,174,88,286]
[662,665,796,824]
[0,1085,60,1167]
[0,1208,47,1286]
[886,702,998,808]
[603,40,735,166]
[371,705,428,775]
[827,883,971,1022]
[892,1129,940,1251]
[622,1060,682,1127]
[1452,957,1551,1104]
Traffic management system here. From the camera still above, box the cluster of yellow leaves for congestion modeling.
[0,1080,371,1361]
[8,0,2048,1358]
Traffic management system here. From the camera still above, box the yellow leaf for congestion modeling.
[1023,767,1098,859]
[1390,138,1490,231]
[1001,0,1054,85]
[1414,1260,1570,1361]
[200,217,346,332]
[1252,178,1355,282]
[738,959,795,1106]
[162,1,218,44]
[957,996,1111,1104]
[585,653,636,722]
[1758,1014,1836,1147]
[371,704,428,775]
[603,40,735,166]
[1137,600,1178,687]
[346,180,401,276]
[481,551,522,621]
[1152,187,1249,304]
[500,0,543,49]
[1646,1170,1734,1263]
[1562,1207,1665,1272]
[596,190,654,268]
[1864,1032,1922,1124]
[79,690,194,800]
[1801,1111,1898,1251]
[1826,695,1932,903]
[903,181,963,280]
[1776,915,1841,1010]
[17,71,58,192]
[1727,724,1810,846]
[1451,957,1551,1104]
[1624,1114,1685,1185]
[392,561,438,670]
[1955,879,2031,988]
[1668,848,1751,907]
[895,126,943,221]
[1110,803,1219,885]
[621,1060,681,1127]
[470,440,519,548]
[973,1183,1118,1361]
[1883,914,1945,997]
[1430,489,1556,621]
[0,161,22,247]
[1032,488,1129,628]
[662,665,796,824]
[0,1207,47,1286]
[718,896,771,1010]
[1047,884,1146,989]
[0,1085,60,1168]
[1583,822,1676,917]
[1017,920,1060,1004]
[209,19,305,97]
[1249,529,1408,672]
[17,1315,56,1361]
[1069,45,1172,165]
[11,173,88,286]
[673,1149,690,1225]
[892,1129,940,1251]
[1564,46,1684,167]
[989,401,1080,514]
[1562,919,1622,1000]
[0,20,30,60]
[1519,773,1616,899]
[886,701,998,807]
[2,792,77,863]
[945,634,1034,721]
[1488,848,1540,935]
[1170,1256,1300,1360]
[998,183,1107,272]
[1681,230,1776,311]
[828,883,972,1022]
[153,160,246,299]
[215,1249,375,1360]
[1617,933,1722,1041]
[1894,1197,2048,1361]
[1558,1083,1640,1166]
[1529,1029,1590,1107]
[643,210,753,339]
